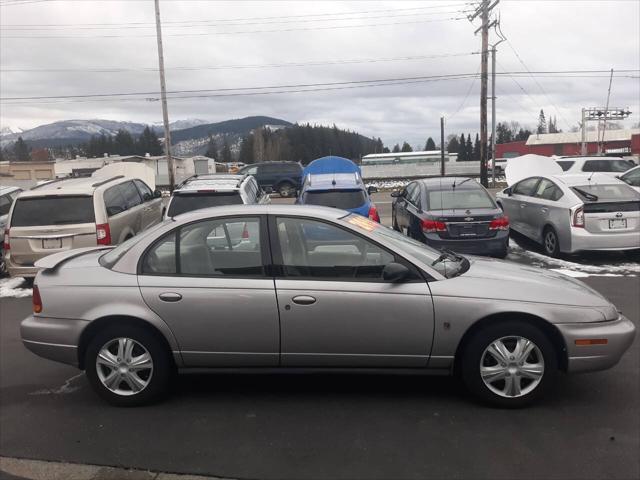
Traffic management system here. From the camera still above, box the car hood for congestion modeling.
[450,256,611,307]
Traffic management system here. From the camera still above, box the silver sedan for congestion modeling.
[22,205,635,407]
[496,173,640,257]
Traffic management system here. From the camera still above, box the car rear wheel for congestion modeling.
[278,182,295,198]
[460,321,557,408]
[543,226,560,257]
[85,325,173,407]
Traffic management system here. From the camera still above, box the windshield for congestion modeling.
[572,184,640,202]
[10,196,95,226]
[343,214,469,278]
[167,192,243,216]
[100,220,172,268]
[427,188,495,210]
[303,190,366,209]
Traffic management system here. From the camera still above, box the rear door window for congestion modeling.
[104,185,127,216]
[302,190,366,209]
[534,179,564,201]
[0,195,12,216]
[119,181,143,209]
[11,196,95,226]
[622,168,640,187]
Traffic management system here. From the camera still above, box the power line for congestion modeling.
[1,52,480,73]
[448,65,481,119]
[1,16,468,39]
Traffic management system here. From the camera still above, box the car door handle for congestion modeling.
[541,207,548,213]
[291,295,316,305]
[520,203,527,208]
[159,292,182,302]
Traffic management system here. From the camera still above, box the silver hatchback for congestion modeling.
[496,173,640,257]
[22,205,635,407]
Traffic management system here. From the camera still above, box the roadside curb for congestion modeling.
[0,457,232,480]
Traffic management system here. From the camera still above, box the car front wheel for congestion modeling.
[460,321,558,408]
[85,325,173,407]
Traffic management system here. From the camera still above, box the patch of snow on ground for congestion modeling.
[550,268,626,278]
[0,277,32,298]
[509,239,640,275]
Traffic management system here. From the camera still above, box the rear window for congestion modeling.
[303,189,366,209]
[572,184,640,202]
[11,196,95,226]
[427,189,495,210]
[167,192,243,217]
[581,159,636,173]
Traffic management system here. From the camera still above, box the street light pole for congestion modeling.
[154,0,175,191]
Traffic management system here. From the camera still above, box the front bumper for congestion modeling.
[568,228,640,253]
[21,315,88,367]
[423,230,509,256]
[556,314,636,373]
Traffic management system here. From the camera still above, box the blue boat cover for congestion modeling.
[303,156,361,176]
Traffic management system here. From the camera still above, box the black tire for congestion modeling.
[85,324,173,407]
[460,321,558,408]
[23,277,35,287]
[542,226,561,258]
[494,241,509,259]
[278,182,295,198]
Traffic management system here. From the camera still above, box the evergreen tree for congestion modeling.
[496,122,513,144]
[457,133,467,161]
[114,129,135,155]
[221,138,232,163]
[446,136,459,157]
[515,128,532,141]
[392,144,401,153]
[537,109,547,134]
[401,142,413,152]
[466,134,473,161]
[205,136,218,159]
[136,126,162,156]
[425,137,436,151]
[473,133,481,161]
[239,134,254,164]
[13,137,31,161]
[375,137,384,153]
[382,146,390,153]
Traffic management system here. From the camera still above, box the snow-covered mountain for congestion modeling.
[165,119,210,131]
[0,126,24,137]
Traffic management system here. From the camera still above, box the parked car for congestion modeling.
[4,175,162,279]
[496,173,640,257]
[165,173,269,218]
[555,156,636,175]
[237,161,303,197]
[0,186,23,274]
[392,177,509,258]
[619,165,640,193]
[297,172,380,221]
[23,204,635,407]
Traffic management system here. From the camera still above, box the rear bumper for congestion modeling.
[568,228,640,253]
[6,257,39,278]
[21,315,88,367]
[423,230,509,255]
[556,315,636,373]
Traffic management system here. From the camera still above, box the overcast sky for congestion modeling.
[1,0,639,147]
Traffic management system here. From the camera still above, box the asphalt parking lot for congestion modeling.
[1,192,639,479]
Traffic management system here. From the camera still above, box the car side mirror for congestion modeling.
[504,187,512,196]
[106,205,125,216]
[153,189,162,198]
[367,186,378,195]
[382,262,410,283]
[390,190,402,198]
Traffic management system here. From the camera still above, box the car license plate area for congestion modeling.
[448,223,488,238]
[42,238,62,249]
[608,219,627,230]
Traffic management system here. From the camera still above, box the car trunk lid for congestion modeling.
[429,208,499,239]
[583,201,640,234]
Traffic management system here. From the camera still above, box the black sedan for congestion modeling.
[391,177,509,258]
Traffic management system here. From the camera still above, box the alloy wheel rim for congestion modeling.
[545,232,556,253]
[480,336,545,398]
[96,337,153,396]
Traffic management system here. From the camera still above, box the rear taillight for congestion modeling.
[96,223,112,245]
[2,228,9,251]
[572,206,585,228]
[489,215,510,231]
[421,219,447,233]
[368,205,380,223]
[33,284,43,314]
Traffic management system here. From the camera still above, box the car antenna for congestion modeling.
[588,170,596,182]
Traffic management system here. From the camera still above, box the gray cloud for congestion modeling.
[1,0,638,147]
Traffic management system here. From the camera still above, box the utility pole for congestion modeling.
[581,108,587,155]
[490,46,497,187]
[440,116,445,176]
[154,0,175,191]
[599,68,614,154]
[581,106,631,155]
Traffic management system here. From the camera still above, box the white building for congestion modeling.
[362,150,458,165]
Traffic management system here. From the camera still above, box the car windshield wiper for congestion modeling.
[573,187,599,201]
[431,248,464,266]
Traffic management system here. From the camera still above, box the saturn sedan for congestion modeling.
[21,205,635,408]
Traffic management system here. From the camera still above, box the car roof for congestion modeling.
[17,175,128,197]
[416,176,482,189]
[551,173,627,186]
[175,174,247,193]
[304,172,364,190]
[171,203,348,221]
[557,156,625,162]
[0,185,21,195]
